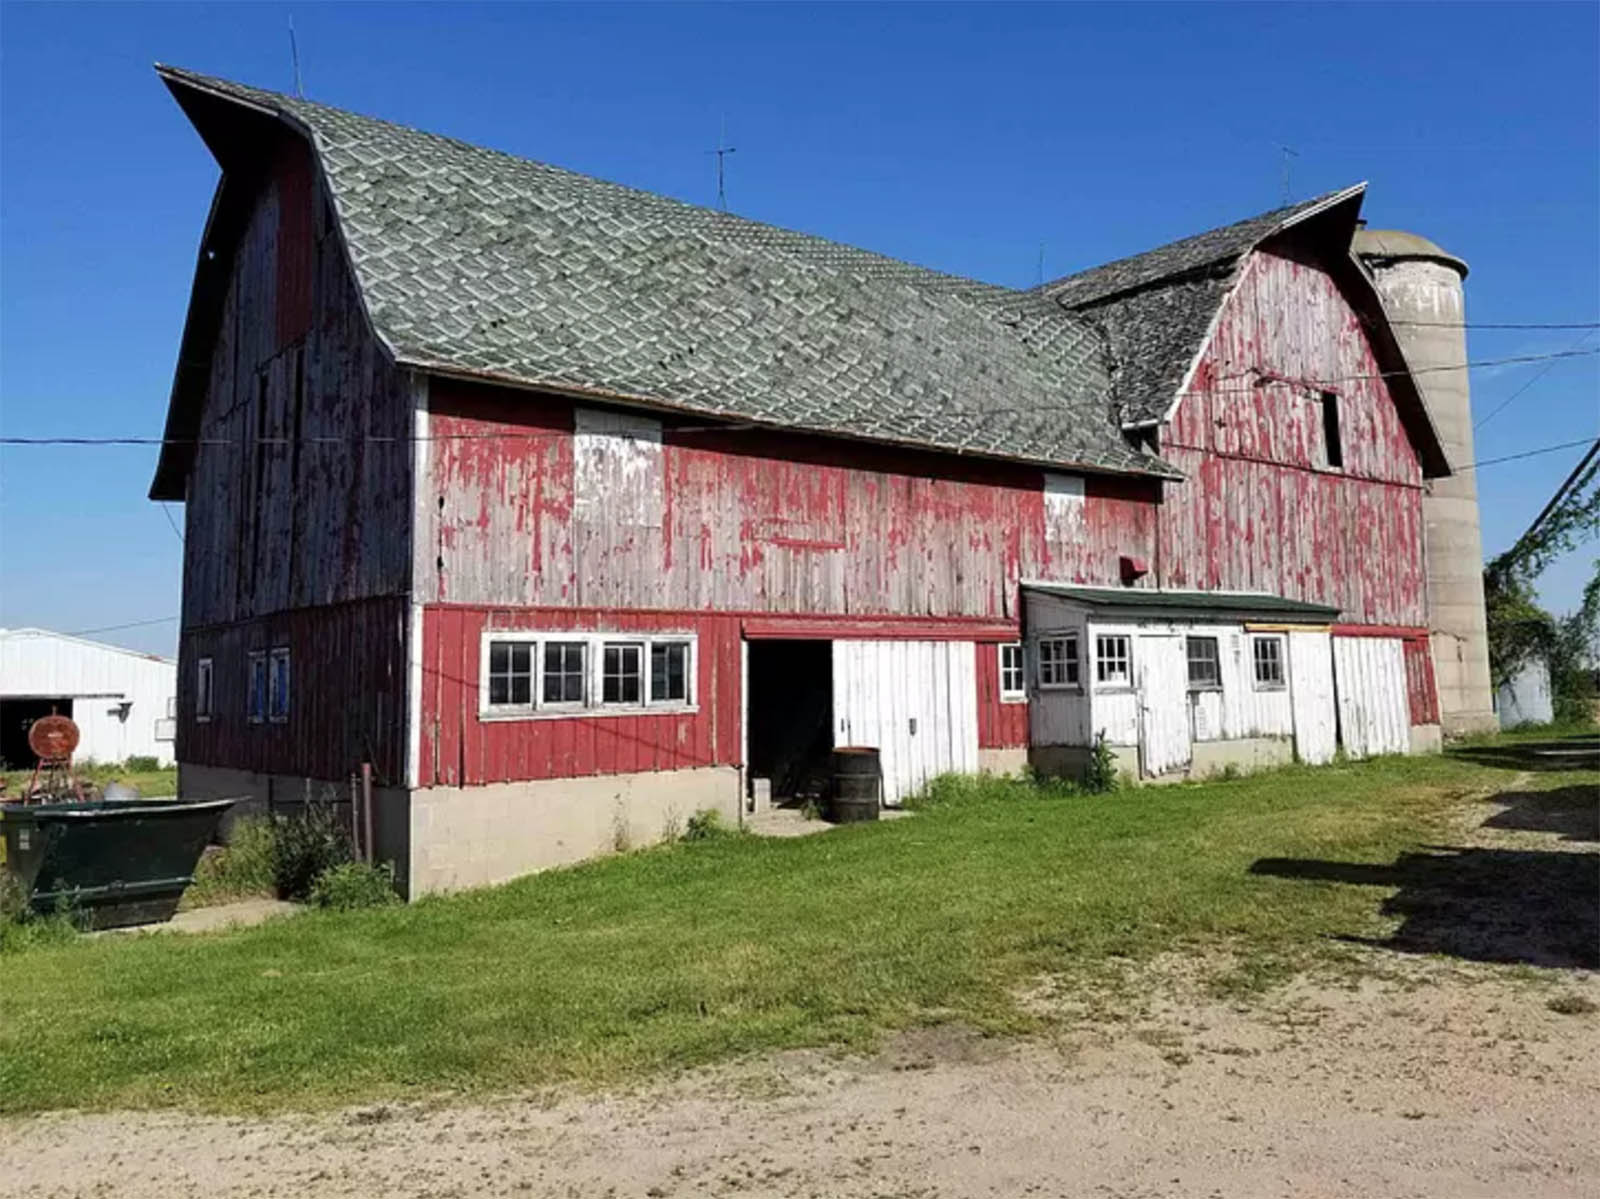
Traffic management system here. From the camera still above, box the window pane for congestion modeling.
[1095,636,1129,684]
[490,643,509,674]
[1186,637,1219,688]
[651,642,689,702]
[603,643,642,704]
[543,641,587,704]
[1253,638,1284,685]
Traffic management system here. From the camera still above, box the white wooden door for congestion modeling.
[1288,630,1337,765]
[1332,636,1410,758]
[832,640,979,806]
[1137,634,1192,777]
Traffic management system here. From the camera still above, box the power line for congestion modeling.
[62,615,180,637]
[1457,437,1599,474]
[1474,328,1598,431]
[1391,320,1600,331]
[159,502,185,544]
[5,345,1596,451]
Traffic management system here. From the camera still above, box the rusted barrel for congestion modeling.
[830,747,881,822]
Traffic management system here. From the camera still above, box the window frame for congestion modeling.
[600,640,646,707]
[998,642,1027,702]
[268,646,291,723]
[1094,634,1133,689]
[650,639,693,704]
[479,630,698,720]
[246,651,267,725]
[195,656,214,724]
[1036,635,1081,691]
[1252,634,1287,691]
[1185,635,1222,692]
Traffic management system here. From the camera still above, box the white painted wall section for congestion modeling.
[1288,630,1337,764]
[1136,634,1192,775]
[832,639,978,805]
[1332,636,1410,758]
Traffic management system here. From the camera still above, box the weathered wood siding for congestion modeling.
[177,138,415,781]
[417,606,743,787]
[182,140,413,628]
[1159,247,1427,626]
[179,596,408,783]
[975,642,1029,749]
[420,381,1159,619]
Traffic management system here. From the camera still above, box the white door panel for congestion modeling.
[1137,634,1191,777]
[1289,630,1337,765]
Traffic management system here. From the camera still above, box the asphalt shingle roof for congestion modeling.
[158,67,1176,479]
[1037,187,1364,423]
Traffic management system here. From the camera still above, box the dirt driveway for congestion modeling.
[4,958,1596,1199]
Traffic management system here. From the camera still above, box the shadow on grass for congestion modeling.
[1481,785,1599,844]
[1447,734,1600,774]
[1252,775,1599,969]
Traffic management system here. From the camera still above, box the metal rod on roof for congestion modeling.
[1280,146,1299,206]
[710,114,736,211]
[288,16,304,98]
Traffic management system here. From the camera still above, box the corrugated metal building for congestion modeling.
[149,67,1471,894]
[0,629,177,768]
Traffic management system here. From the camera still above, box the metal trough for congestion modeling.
[0,798,235,930]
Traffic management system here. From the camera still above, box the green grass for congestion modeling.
[0,759,179,800]
[0,746,1590,1115]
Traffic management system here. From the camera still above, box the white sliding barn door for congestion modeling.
[1332,636,1410,758]
[832,640,979,806]
[1288,630,1337,765]
[1136,634,1192,777]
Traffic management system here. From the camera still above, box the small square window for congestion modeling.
[268,647,291,722]
[1095,635,1131,686]
[195,657,213,722]
[603,642,643,705]
[1253,636,1286,689]
[543,641,588,705]
[1037,637,1080,688]
[247,652,267,724]
[650,641,691,703]
[999,643,1026,699]
[487,641,533,706]
[1186,636,1221,690]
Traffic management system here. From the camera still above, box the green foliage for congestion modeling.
[682,808,732,842]
[123,756,160,773]
[0,873,80,954]
[1484,561,1599,724]
[184,818,276,908]
[270,804,353,902]
[308,861,400,911]
[1082,731,1119,794]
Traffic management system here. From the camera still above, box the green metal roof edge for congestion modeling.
[1021,584,1341,619]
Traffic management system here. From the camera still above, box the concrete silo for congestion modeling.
[1355,229,1497,735]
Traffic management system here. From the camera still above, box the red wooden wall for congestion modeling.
[975,641,1029,749]
[180,596,408,785]
[420,381,1159,621]
[418,606,744,787]
[1158,247,1428,627]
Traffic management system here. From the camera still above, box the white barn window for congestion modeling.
[1186,636,1221,690]
[481,631,696,719]
[195,657,214,723]
[999,642,1026,700]
[1252,636,1286,689]
[1095,635,1131,686]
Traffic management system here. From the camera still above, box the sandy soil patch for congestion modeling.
[3,958,1596,1199]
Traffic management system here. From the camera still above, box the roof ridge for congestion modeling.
[156,65,1018,299]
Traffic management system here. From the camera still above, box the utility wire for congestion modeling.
[159,502,184,544]
[1474,328,1599,431]
[62,615,180,637]
[1391,320,1600,330]
[5,346,1597,450]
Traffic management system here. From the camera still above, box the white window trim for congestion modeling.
[246,650,267,725]
[268,646,291,724]
[1185,635,1223,693]
[1251,634,1288,691]
[1093,633,1134,692]
[195,656,213,724]
[1036,634,1082,692]
[998,642,1027,703]
[479,630,698,721]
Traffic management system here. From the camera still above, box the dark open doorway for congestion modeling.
[0,698,73,769]
[746,640,833,803]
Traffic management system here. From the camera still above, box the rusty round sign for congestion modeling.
[28,714,80,761]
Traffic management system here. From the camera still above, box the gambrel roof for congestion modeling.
[1036,187,1367,425]
[151,67,1447,499]
[154,66,1175,492]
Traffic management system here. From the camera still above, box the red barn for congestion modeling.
[151,68,1463,894]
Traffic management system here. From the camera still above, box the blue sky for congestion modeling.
[1,2,1595,656]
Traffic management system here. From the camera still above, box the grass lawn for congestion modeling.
[0,742,1592,1115]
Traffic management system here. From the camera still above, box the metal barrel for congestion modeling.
[830,747,881,822]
